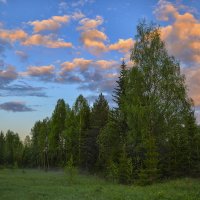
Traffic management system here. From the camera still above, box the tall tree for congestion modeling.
[113,60,129,144]
[0,132,5,165]
[50,99,67,166]
[4,130,23,167]
[125,20,197,180]
[73,95,90,168]
[98,62,129,176]
[85,93,109,171]
[91,93,109,129]
[113,59,127,109]
[22,135,32,167]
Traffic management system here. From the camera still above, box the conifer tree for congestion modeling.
[112,60,129,142]
[118,145,133,184]
[113,59,127,109]
[85,93,109,171]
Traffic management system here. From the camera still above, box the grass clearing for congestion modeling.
[0,169,200,200]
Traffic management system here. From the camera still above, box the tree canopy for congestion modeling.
[1,21,199,185]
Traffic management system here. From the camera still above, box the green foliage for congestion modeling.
[85,93,109,171]
[73,95,90,168]
[4,130,23,167]
[0,132,5,165]
[50,99,67,166]
[118,146,133,184]
[1,20,199,186]
[91,93,109,129]
[113,59,127,109]
[64,155,77,184]
[98,118,121,171]
[106,159,119,183]
[124,20,199,182]
[13,161,18,169]
[138,138,160,185]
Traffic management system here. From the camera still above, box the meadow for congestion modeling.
[0,169,200,200]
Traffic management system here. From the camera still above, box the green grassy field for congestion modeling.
[0,169,200,200]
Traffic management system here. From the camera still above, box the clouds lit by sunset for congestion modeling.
[0,0,200,137]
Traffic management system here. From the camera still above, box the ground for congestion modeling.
[0,169,200,200]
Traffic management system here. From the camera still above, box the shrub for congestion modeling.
[64,155,78,184]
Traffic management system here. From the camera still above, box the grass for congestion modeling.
[0,169,200,200]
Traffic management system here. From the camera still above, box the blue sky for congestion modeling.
[0,0,200,138]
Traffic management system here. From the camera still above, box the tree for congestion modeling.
[4,130,23,167]
[65,107,79,164]
[31,118,50,168]
[31,121,42,167]
[0,132,5,165]
[113,59,127,109]
[125,20,197,180]
[50,99,67,166]
[85,93,109,171]
[64,155,77,184]
[98,115,121,173]
[91,93,109,129]
[118,145,133,184]
[113,60,129,140]
[73,95,90,168]
[22,135,32,167]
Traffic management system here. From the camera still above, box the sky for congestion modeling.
[0,0,200,139]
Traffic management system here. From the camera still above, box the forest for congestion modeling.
[0,22,200,185]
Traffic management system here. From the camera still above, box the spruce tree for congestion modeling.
[86,93,109,171]
[113,59,127,109]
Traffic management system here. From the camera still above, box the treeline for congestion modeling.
[0,130,24,167]
[1,21,200,184]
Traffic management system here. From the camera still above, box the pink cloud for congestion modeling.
[29,15,70,32]
[25,65,55,76]
[22,34,72,48]
[155,0,200,65]
[154,0,178,21]
[109,38,134,53]
[60,58,92,74]
[95,60,117,69]
[80,29,107,54]
[0,29,27,42]
[183,67,200,106]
